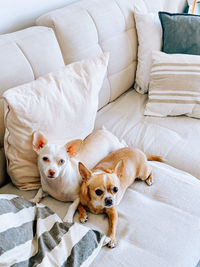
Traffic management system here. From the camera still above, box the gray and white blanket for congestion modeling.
[0,194,105,267]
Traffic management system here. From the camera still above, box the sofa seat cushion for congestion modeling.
[95,89,200,180]
[1,162,200,266]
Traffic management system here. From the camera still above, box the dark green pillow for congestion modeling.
[159,12,200,55]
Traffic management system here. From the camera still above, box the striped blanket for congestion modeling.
[0,194,105,267]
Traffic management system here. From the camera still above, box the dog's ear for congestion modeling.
[114,160,124,178]
[33,131,48,153]
[66,139,83,157]
[78,162,92,182]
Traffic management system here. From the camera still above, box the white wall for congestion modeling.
[0,0,79,35]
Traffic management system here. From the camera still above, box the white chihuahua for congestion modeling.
[32,129,126,223]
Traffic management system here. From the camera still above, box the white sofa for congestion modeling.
[0,0,200,266]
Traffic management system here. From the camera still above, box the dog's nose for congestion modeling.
[48,169,55,177]
[105,197,113,207]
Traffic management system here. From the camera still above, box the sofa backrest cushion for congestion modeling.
[0,26,65,147]
[0,26,64,187]
[36,0,147,109]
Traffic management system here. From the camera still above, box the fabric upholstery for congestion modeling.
[0,148,6,186]
[0,27,65,147]
[3,53,109,190]
[0,161,200,267]
[134,0,187,94]
[145,51,200,118]
[134,12,162,94]
[0,26,65,186]
[95,89,200,180]
[1,0,200,266]
[159,12,200,55]
[0,194,105,267]
[36,0,147,109]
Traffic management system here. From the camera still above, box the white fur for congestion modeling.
[32,128,126,222]
[33,143,81,202]
[103,174,107,187]
[92,199,103,209]
[74,128,127,169]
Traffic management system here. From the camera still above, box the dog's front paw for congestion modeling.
[103,236,111,246]
[79,215,88,224]
[145,177,153,186]
[107,238,117,248]
[63,216,73,224]
[29,198,39,204]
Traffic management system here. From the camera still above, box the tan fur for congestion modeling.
[78,148,162,248]
[65,139,83,157]
[146,154,163,162]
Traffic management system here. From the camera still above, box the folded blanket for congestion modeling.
[0,194,105,267]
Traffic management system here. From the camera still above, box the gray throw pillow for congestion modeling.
[159,12,200,55]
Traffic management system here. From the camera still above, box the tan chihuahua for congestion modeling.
[78,147,162,248]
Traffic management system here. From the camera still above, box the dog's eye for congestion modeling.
[59,159,65,165]
[95,189,103,196]
[113,187,118,193]
[42,157,49,162]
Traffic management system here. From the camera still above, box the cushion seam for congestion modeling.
[15,43,36,80]
[85,9,112,104]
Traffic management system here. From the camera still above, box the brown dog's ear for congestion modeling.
[114,160,124,178]
[33,132,48,153]
[66,139,83,157]
[78,162,92,182]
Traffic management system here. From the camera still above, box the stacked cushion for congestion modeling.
[134,9,200,120]
[159,12,200,55]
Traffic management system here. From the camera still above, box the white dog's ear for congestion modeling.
[33,131,48,153]
[78,162,92,182]
[66,139,83,157]
[114,160,124,178]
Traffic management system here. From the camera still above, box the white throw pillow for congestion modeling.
[3,53,109,190]
[134,12,162,94]
[145,51,200,118]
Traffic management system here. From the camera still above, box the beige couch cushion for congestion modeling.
[134,12,162,94]
[145,51,200,118]
[1,161,200,266]
[95,89,200,180]
[36,0,147,109]
[3,53,109,190]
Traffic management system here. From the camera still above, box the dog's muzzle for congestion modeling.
[104,197,113,207]
[48,169,56,178]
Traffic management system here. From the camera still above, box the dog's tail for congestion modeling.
[146,154,163,162]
